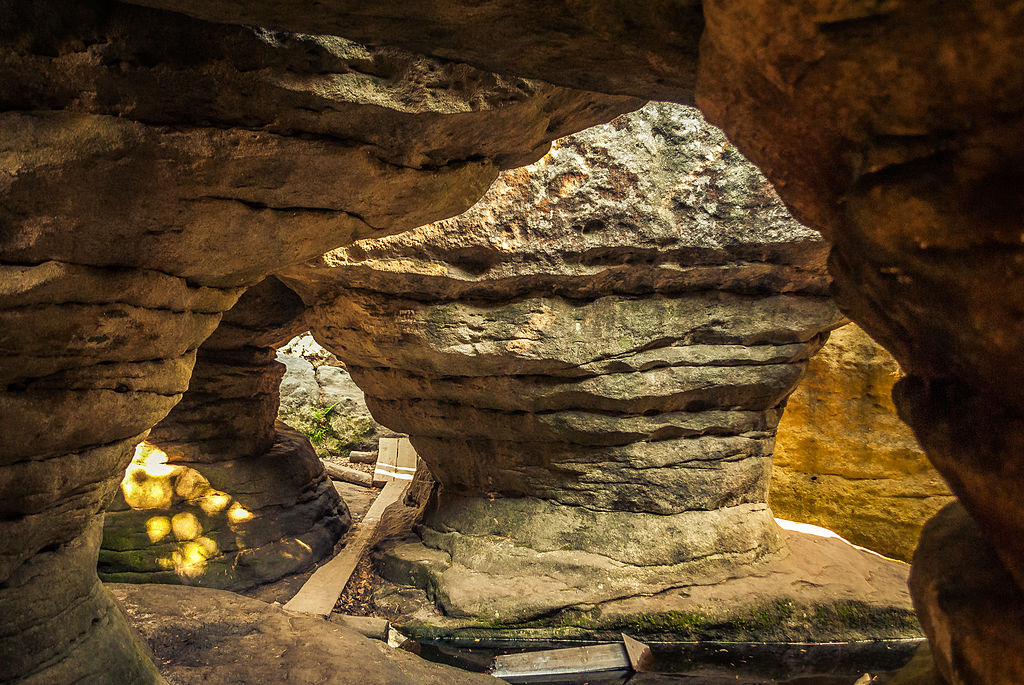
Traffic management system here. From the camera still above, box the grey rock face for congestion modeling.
[277,353,320,416]
[283,103,845,620]
[277,335,393,455]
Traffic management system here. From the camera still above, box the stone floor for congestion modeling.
[110,583,494,685]
[372,522,921,644]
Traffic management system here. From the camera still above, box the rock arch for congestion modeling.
[1,0,1021,681]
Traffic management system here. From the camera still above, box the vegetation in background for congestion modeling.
[280,403,376,459]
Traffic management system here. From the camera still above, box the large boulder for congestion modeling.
[277,334,394,457]
[772,324,955,561]
[275,104,919,633]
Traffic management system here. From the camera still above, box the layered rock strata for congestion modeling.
[282,103,846,621]
[99,277,350,589]
[0,2,637,679]
[4,0,1021,680]
[116,2,1024,678]
[772,324,955,561]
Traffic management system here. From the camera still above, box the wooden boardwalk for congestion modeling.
[284,439,416,617]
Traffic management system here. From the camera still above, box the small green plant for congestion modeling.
[309,403,338,449]
[280,403,378,459]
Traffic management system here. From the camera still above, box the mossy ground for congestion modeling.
[393,599,920,644]
[524,599,919,642]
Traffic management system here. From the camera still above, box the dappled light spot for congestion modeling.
[118,440,261,582]
[121,442,180,509]
[146,516,171,543]
[227,503,254,524]
[200,491,232,515]
[171,512,202,541]
[276,537,315,564]
[168,536,219,579]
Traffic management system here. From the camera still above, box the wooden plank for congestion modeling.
[373,437,417,484]
[491,643,630,679]
[372,438,400,486]
[283,477,408,617]
[395,437,418,479]
[622,633,654,672]
[321,461,373,487]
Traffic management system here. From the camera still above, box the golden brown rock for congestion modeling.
[772,324,955,561]
[116,0,703,102]
[110,583,497,685]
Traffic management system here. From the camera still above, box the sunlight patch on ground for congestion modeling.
[775,518,894,561]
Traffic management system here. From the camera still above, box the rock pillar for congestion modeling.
[284,103,846,621]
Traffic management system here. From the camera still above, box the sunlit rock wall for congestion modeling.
[282,102,844,620]
[772,324,955,561]
[277,334,394,457]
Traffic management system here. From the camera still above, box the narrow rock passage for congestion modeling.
[0,3,637,679]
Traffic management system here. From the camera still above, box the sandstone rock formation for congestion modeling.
[3,0,1022,681]
[772,324,955,561]
[99,277,350,589]
[910,503,1024,684]
[118,0,704,104]
[0,2,637,678]
[281,102,854,623]
[203,3,1023,677]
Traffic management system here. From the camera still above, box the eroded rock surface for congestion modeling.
[772,324,955,561]
[99,278,350,589]
[118,0,704,103]
[0,2,637,677]
[104,4,1024,678]
[4,0,1022,680]
[910,503,1024,685]
[282,102,846,622]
